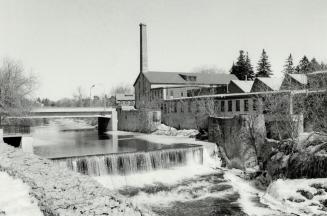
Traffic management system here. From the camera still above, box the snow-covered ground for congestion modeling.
[0,172,43,216]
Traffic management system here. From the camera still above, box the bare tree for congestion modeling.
[192,65,227,74]
[0,59,37,123]
[110,83,134,96]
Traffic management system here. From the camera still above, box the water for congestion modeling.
[29,119,279,216]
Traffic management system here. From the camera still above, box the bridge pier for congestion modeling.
[98,110,117,133]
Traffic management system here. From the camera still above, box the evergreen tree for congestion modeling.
[309,58,321,72]
[245,52,255,80]
[230,50,248,80]
[283,54,294,74]
[256,49,272,77]
[297,56,310,74]
[321,62,327,70]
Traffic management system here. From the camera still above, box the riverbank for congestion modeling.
[0,143,144,216]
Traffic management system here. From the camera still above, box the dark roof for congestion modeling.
[115,94,135,101]
[138,71,237,85]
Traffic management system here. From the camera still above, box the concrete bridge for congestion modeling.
[11,107,114,118]
[2,107,118,147]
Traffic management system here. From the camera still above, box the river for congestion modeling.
[28,118,283,216]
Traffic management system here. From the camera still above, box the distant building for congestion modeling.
[115,94,135,106]
[280,73,307,90]
[228,80,254,93]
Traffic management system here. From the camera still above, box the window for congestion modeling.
[236,100,240,111]
[221,101,225,112]
[170,90,174,97]
[180,102,184,113]
[161,103,163,111]
[253,99,257,111]
[244,100,249,112]
[228,100,233,112]
[181,92,184,97]
[174,102,177,113]
[188,101,192,112]
[164,104,167,113]
[153,112,160,122]
[214,100,219,112]
[196,102,200,113]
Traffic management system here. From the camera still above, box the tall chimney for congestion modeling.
[139,23,148,73]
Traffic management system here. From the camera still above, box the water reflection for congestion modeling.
[31,120,200,159]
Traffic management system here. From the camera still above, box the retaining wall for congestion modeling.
[117,108,161,133]
[0,143,144,216]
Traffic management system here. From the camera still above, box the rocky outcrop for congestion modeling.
[0,144,145,216]
[264,133,327,179]
[209,115,266,169]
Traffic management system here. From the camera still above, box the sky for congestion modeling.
[0,0,326,100]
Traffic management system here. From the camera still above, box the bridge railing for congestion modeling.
[0,125,31,135]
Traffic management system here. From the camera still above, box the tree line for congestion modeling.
[230,49,327,80]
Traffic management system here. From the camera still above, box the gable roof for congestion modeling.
[256,77,283,91]
[287,73,307,85]
[230,80,254,93]
[136,71,238,86]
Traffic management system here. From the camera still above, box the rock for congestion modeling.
[319,199,327,207]
[311,183,324,190]
[314,190,325,196]
[287,197,305,203]
[297,189,314,200]
[254,171,272,190]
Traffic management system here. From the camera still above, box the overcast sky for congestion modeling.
[0,0,326,99]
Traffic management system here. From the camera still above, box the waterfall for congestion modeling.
[53,146,203,176]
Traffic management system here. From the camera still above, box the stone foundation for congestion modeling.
[0,144,144,216]
[117,107,161,133]
[208,115,266,169]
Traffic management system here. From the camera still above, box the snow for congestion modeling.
[152,124,199,137]
[0,172,43,216]
[262,178,327,215]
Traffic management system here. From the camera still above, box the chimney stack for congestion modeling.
[139,23,148,73]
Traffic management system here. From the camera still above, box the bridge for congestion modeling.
[1,107,118,148]
[8,107,114,118]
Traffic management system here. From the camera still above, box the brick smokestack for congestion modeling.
[139,23,148,73]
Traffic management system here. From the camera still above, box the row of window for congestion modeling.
[161,99,259,114]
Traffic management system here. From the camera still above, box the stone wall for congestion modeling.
[208,115,266,169]
[117,108,161,133]
[0,144,144,216]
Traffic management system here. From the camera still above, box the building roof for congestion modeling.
[115,94,135,101]
[287,73,307,85]
[139,71,238,85]
[256,77,284,91]
[230,80,254,93]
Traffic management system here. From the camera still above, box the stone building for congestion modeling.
[133,23,237,109]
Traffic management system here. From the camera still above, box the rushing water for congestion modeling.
[29,119,282,216]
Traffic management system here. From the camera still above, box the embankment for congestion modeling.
[0,143,144,216]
